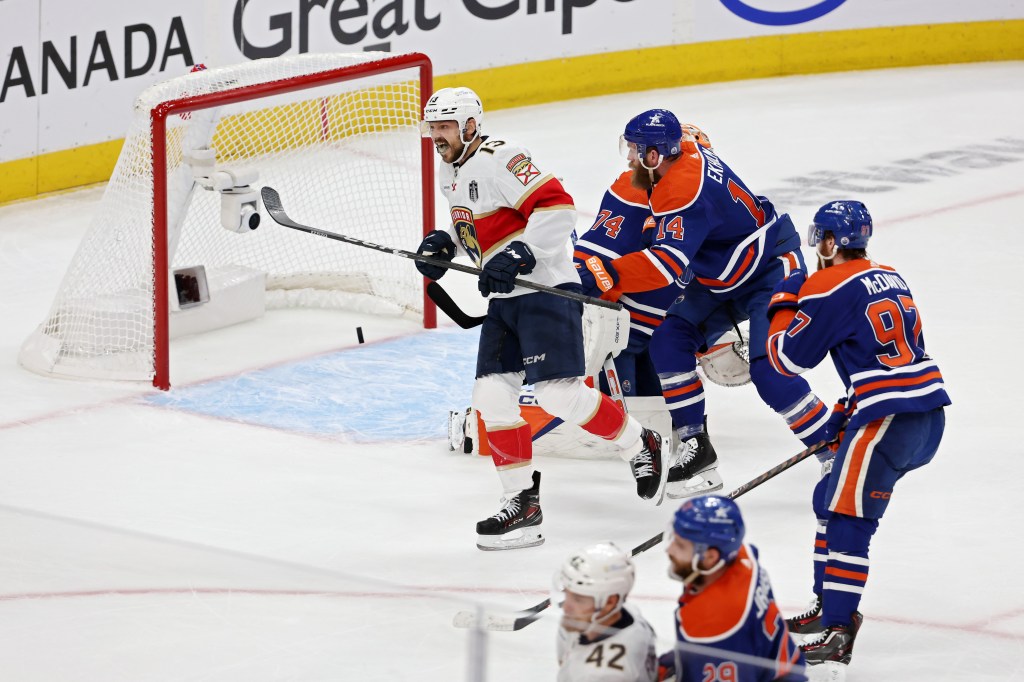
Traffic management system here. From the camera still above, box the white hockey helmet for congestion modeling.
[556,541,635,613]
[421,87,484,138]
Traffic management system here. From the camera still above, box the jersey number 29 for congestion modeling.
[702,661,738,682]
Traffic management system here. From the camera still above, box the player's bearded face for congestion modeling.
[630,157,654,190]
[430,122,464,163]
[668,553,701,584]
[627,146,657,190]
[667,535,703,585]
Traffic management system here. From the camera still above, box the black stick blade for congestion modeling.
[261,186,283,214]
[427,282,486,329]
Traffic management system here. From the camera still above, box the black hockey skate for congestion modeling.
[628,428,667,503]
[801,611,863,666]
[666,430,723,499]
[786,594,824,635]
[475,470,543,551]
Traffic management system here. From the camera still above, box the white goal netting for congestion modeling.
[20,53,431,388]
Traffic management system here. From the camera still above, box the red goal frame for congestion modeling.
[148,53,435,390]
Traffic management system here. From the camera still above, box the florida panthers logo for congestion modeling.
[451,206,482,264]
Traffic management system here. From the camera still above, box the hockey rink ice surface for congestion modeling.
[1,62,1022,681]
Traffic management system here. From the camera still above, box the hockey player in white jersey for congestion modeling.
[556,542,658,681]
[416,87,666,550]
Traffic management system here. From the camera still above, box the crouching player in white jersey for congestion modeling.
[766,201,950,673]
[416,87,666,551]
[556,542,658,681]
[662,496,806,682]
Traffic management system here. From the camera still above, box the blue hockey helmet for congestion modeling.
[671,495,745,564]
[620,109,683,160]
[808,201,873,250]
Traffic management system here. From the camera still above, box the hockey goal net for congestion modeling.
[20,53,435,390]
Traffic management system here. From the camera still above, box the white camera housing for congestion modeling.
[220,183,261,234]
[185,149,261,233]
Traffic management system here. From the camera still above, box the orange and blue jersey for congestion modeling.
[767,259,950,431]
[642,145,802,295]
[673,544,805,681]
[574,171,685,344]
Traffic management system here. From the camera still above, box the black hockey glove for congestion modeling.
[478,241,536,296]
[415,230,457,281]
[766,270,806,320]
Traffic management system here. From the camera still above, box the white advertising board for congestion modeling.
[34,1,209,153]
[0,0,41,161]
[2,0,1022,168]
[221,0,669,74]
[2,0,208,158]
[691,0,1024,41]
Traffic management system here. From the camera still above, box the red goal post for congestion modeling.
[20,53,436,390]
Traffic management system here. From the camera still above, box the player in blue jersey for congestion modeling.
[573,125,713,401]
[766,200,950,671]
[574,123,753,498]
[660,495,806,682]
[596,109,832,498]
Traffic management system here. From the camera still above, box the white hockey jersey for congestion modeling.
[438,136,580,298]
[556,604,658,682]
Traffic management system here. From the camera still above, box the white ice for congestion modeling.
[1,62,1023,681]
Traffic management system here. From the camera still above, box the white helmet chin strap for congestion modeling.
[640,150,663,185]
[691,553,725,577]
[583,595,624,637]
[455,121,481,164]
[817,243,838,261]
[667,553,725,585]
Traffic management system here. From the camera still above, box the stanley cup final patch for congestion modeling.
[469,180,479,203]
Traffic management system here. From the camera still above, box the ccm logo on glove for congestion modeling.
[478,241,536,296]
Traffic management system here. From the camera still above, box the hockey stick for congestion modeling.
[452,438,829,631]
[261,187,622,311]
[426,282,486,329]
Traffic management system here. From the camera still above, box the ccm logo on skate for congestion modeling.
[523,354,546,365]
[869,490,891,499]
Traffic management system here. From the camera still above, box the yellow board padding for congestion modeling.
[0,138,125,205]
[211,82,422,162]
[2,19,1022,204]
[0,156,38,204]
[436,19,1024,110]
